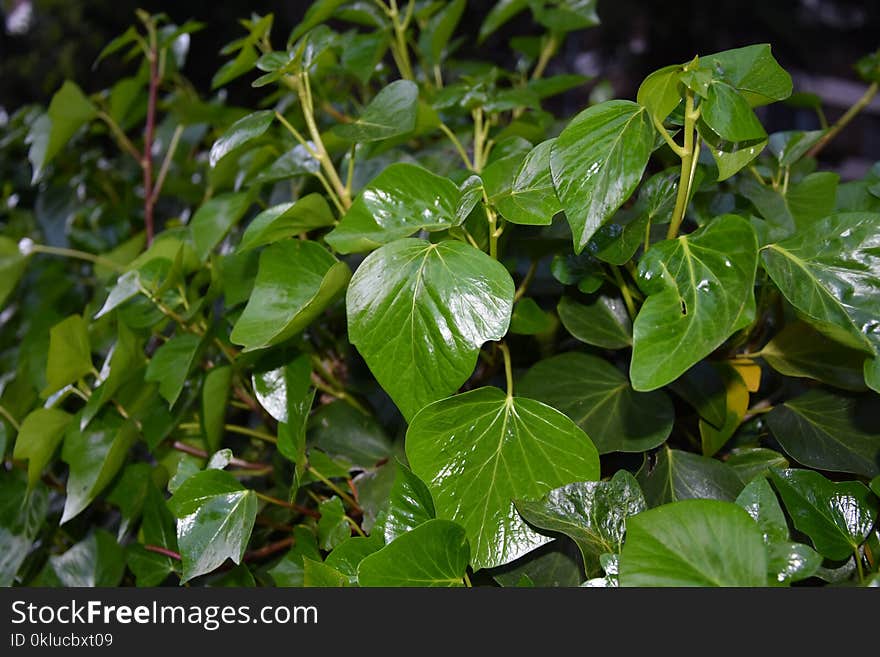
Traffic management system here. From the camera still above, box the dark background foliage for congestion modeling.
[2,0,878,171]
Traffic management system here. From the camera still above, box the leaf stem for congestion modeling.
[308,465,361,510]
[142,18,160,245]
[667,90,700,240]
[96,111,142,162]
[388,0,415,81]
[498,342,514,399]
[150,123,184,205]
[854,546,865,584]
[610,266,637,320]
[439,123,474,170]
[143,544,181,561]
[513,261,537,303]
[179,421,277,444]
[28,243,125,273]
[170,440,268,471]
[0,404,20,432]
[345,515,367,537]
[808,81,878,158]
[650,114,687,158]
[463,571,472,587]
[531,32,560,81]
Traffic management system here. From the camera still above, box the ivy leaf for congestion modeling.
[190,192,252,261]
[702,44,792,107]
[0,237,28,308]
[168,469,257,582]
[419,0,465,68]
[479,0,529,42]
[252,355,312,425]
[637,446,744,507]
[630,214,758,391]
[347,239,513,421]
[12,408,72,487]
[519,353,673,454]
[0,470,49,586]
[406,387,600,570]
[760,321,868,391]
[42,315,92,398]
[333,80,418,143]
[201,366,232,453]
[492,540,585,587]
[27,81,97,183]
[698,364,749,457]
[701,82,767,143]
[324,535,384,585]
[302,557,349,587]
[483,139,562,226]
[726,447,789,484]
[238,194,335,252]
[317,497,350,551]
[515,471,646,574]
[760,213,880,391]
[128,484,180,586]
[308,401,391,469]
[230,241,351,352]
[766,390,880,478]
[268,527,321,587]
[668,361,728,428]
[374,460,436,545]
[105,463,152,538]
[509,298,554,335]
[41,530,125,587]
[551,100,655,252]
[769,468,879,561]
[61,414,139,523]
[209,110,274,167]
[358,520,469,587]
[741,172,838,241]
[326,164,461,254]
[557,296,632,349]
[637,64,683,124]
[619,499,767,586]
[144,333,203,407]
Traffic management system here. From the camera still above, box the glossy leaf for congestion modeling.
[557,295,632,349]
[144,333,203,407]
[302,557,348,587]
[326,164,461,253]
[238,195,335,252]
[358,520,469,587]
[702,44,792,107]
[766,389,880,477]
[190,192,252,261]
[668,361,728,428]
[406,387,600,569]
[168,469,257,582]
[308,401,392,469]
[347,239,513,420]
[551,100,655,252]
[317,497,350,551]
[519,353,673,454]
[637,446,744,507]
[0,470,49,586]
[479,0,529,42]
[493,539,584,587]
[769,468,879,560]
[28,81,97,183]
[209,110,274,167]
[201,366,232,453]
[324,534,384,584]
[637,64,683,123]
[515,471,646,572]
[42,315,92,398]
[419,0,465,67]
[13,408,72,487]
[374,461,436,545]
[483,139,562,226]
[698,364,749,457]
[509,298,555,335]
[701,82,767,143]
[333,80,418,143]
[631,214,758,391]
[230,240,351,351]
[619,499,767,586]
[252,355,312,425]
[42,530,125,587]
[726,447,789,483]
[0,237,28,308]
[267,527,321,587]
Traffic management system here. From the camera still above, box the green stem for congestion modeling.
[345,515,367,538]
[308,465,361,510]
[439,123,473,170]
[179,422,277,444]
[650,113,687,157]
[96,111,142,162]
[808,81,878,158]
[28,244,125,273]
[667,90,700,240]
[388,0,415,81]
[498,342,514,399]
[0,404,20,432]
[486,206,500,260]
[463,572,472,588]
[531,33,560,81]
[610,266,637,319]
[150,123,184,205]
[854,546,865,584]
[513,261,537,303]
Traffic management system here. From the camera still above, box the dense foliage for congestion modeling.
[1,1,879,588]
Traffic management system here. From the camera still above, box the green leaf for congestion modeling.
[308,401,391,469]
[637,446,744,507]
[406,387,600,569]
[769,468,879,561]
[533,0,600,33]
[44,530,125,587]
[212,44,258,89]
[493,539,585,587]
[209,110,274,167]
[333,80,418,143]
[324,534,384,585]
[619,499,767,586]
[374,460,436,544]
[668,361,727,428]
[202,366,232,453]
[483,139,562,226]
[419,0,465,67]
[768,130,825,167]
[551,100,655,252]
[358,520,469,587]
[230,241,351,351]
[254,145,320,183]
[637,64,683,123]
[317,497,350,551]
[268,527,321,586]
[702,44,792,107]
[105,462,152,538]
[479,0,529,42]
[519,353,673,454]
[557,295,632,349]
[61,415,138,524]
[168,469,257,582]
[252,355,312,425]
[766,390,880,477]
[0,470,49,586]
[290,0,347,42]
[13,408,72,487]
[698,364,749,457]
[326,164,461,253]
[760,213,880,391]
[128,484,179,586]
[631,214,758,391]
[42,315,93,398]
[341,31,390,85]
[28,81,97,183]
[190,192,252,261]
[515,471,646,573]
[347,239,513,421]
[302,557,349,587]
[144,333,203,407]
[509,298,555,335]
[238,194,335,252]
[0,237,28,308]
[701,82,767,144]
[95,270,141,319]
[741,172,838,240]
[726,447,789,483]
[703,126,767,181]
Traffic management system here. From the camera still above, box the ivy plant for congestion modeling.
[1,2,879,588]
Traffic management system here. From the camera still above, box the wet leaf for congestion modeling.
[209,110,274,167]
[0,470,49,586]
[144,333,203,407]
[483,139,562,226]
[557,295,632,349]
[190,192,252,261]
[637,446,744,507]
[333,80,418,142]
[42,315,92,398]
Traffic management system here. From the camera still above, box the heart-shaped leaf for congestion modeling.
[557,296,632,349]
[702,44,792,107]
[230,240,350,351]
[12,408,72,487]
[347,239,513,420]
[619,499,768,586]
[333,80,418,143]
[483,139,562,226]
[519,352,673,454]
[406,387,600,570]
[238,194,335,252]
[551,100,655,252]
[631,214,758,391]
[358,519,469,587]
[638,446,744,507]
[42,315,92,398]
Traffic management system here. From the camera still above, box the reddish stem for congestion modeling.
[244,537,295,562]
[142,45,159,245]
[170,440,268,471]
[144,544,182,561]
